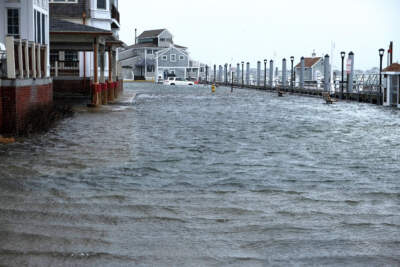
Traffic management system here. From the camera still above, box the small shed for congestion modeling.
[382,63,400,108]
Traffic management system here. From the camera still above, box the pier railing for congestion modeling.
[3,36,48,79]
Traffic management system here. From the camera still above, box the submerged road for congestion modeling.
[0,83,399,266]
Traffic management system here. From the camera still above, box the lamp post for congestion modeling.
[341,51,345,99]
[379,48,385,105]
[290,56,294,88]
[241,61,244,88]
[264,59,267,88]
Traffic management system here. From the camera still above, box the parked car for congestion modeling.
[164,77,194,86]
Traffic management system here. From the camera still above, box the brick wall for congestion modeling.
[1,81,53,134]
[53,78,92,97]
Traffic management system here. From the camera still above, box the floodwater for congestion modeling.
[0,83,399,266]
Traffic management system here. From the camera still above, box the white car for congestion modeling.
[164,77,194,86]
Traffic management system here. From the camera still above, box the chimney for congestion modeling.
[135,28,137,44]
[312,49,316,58]
[389,41,393,65]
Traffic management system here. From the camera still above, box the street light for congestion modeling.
[341,51,345,99]
[241,61,244,87]
[290,56,294,88]
[264,59,267,88]
[379,48,385,105]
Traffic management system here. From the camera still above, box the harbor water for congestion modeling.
[0,83,399,266]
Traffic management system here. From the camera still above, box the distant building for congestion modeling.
[294,56,325,83]
[119,29,205,81]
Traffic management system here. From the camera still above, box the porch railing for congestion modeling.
[51,60,80,77]
[3,36,48,79]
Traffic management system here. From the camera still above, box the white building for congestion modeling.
[0,0,50,75]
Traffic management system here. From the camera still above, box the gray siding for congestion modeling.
[158,47,188,68]
[158,30,173,48]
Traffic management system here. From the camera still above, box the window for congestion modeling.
[42,13,46,44]
[50,51,59,63]
[162,55,167,61]
[170,54,176,62]
[147,50,153,55]
[7,9,20,38]
[147,65,154,72]
[160,38,165,42]
[65,50,78,62]
[35,10,41,43]
[97,0,106,9]
[179,55,185,61]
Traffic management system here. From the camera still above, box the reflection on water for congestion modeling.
[0,83,399,266]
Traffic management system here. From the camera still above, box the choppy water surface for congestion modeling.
[1,83,400,266]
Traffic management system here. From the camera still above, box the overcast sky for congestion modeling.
[119,0,399,70]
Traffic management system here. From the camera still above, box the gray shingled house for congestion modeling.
[119,29,205,81]
[294,55,325,84]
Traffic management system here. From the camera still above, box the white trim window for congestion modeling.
[34,10,47,44]
[7,8,20,39]
[49,0,78,2]
[162,55,167,61]
[179,55,185,61]
[97,0,107,9]
[170,54,176,62]
[147,50,153,55]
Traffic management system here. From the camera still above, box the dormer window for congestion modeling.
[97,0,106,9]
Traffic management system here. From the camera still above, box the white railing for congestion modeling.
[4,36,48,79]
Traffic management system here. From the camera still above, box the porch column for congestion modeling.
[32,43,37,79]
[37,45,41,78]
[108,46,114,102]
[100,45,107,105]
[18,40,24,79]
[5,36,16,79]
[112,50,118,99]
[24,40,29,78]
[43,45,48,78]
[92,38,99,106]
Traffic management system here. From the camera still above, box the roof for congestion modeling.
[138,29,166,39]
[383,63,400,73]
[295,57,322,68]
[50,18,112,35]
[121,43,186,51]
[122,43,159,50]
[175,44,187,49]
